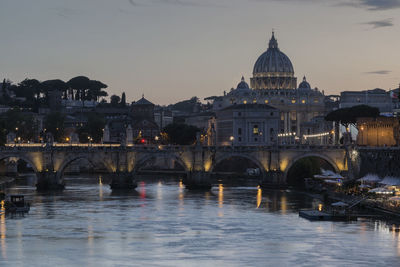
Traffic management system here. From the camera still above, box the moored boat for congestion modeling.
[4,195,30,213]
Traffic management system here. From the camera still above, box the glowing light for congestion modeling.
[257,188,262,209]
[281,195,287,214]
[318,203,323,211]
[218,184,224,217]
[303,132,330,139]
[243,100,247,104]
[218,184,224,208]
[229,136,234,141]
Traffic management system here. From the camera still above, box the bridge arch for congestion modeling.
[211,153,266,175]
[283,153,340,182]
[134,153,189,172]
[56,155,112,181]
[0,155,40,174]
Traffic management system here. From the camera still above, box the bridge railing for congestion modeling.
[0,143,346,152]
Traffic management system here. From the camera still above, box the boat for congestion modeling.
[4,195,30,213]
[299,201,357,221]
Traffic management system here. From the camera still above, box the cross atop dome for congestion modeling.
[269,31,278,49]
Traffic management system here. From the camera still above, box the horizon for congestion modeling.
[1,0,399,105]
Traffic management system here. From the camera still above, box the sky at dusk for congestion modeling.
[1,0,399,105]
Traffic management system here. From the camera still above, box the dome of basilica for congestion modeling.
[298,76,311,89]
[253,32,294,75]
[237,76,250,89]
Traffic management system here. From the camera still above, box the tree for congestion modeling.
[67,76,91,101]
[163,123,200,145]
[77,113,106,143]
[325,105,379,128]
[44,112,65,142]
[41,79,67,105]
[110,95,121,106]
[121,92,126,106]
[0,109,36,143]
[87,80,108,101]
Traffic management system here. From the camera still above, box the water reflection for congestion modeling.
[99,176,103,200]
[218,184,224,217]
[256,187,262,209]
[1,177,400,266]
[178,180,184,211]
[0,200,6,260]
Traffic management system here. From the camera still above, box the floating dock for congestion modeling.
[299,210,357,221]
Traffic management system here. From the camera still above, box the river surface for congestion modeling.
[1,175,400,266]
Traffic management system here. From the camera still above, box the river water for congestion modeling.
[1,175,400,266]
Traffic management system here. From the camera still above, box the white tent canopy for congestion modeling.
[314,169,343,179]
[380,176,400,186]
[358,174,381,183]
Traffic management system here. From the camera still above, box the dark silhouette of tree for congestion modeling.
[121,92,126,106]
[77,112,106,143]
[41,79,67,105]
[67,76,91,101]
[325,105,379,127]
[163,123,200,145]
[44,112,65,142]
[110,95,121,106]
[87,80,108,101]
[0,109,36,142]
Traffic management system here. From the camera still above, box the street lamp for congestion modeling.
[229,136,234,147]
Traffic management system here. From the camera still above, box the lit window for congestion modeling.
[301,100,306,104]
[265,99,269,104]
[291,99,296,104]
[243,100,247,104]
[314,98,319,103]
[253,125,259,135]
[253,99,257,103]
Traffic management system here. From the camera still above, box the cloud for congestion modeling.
[364,70,392,75]
[340,0,400,10]
[363,18,394,28]
[127,0,224,8]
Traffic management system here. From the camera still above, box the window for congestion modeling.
[291,99,296,104]
[265,99,269,104]
[253,125,259,135]
[301,99,306,104]
[290,111,296,121]
[254,138,258,142]
[238,112,241,116]
[243,100,247,104]
[253,99,257,103]
[270,112,274,116]
[238,137,242,142]
[238,128,242,135]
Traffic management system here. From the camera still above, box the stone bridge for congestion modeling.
[0,144,349,190]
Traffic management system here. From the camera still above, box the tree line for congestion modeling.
[1,76,108,110]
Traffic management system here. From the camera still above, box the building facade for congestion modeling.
[357,117,400,147]
[215,104,279,146]
[340,89,395,113]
